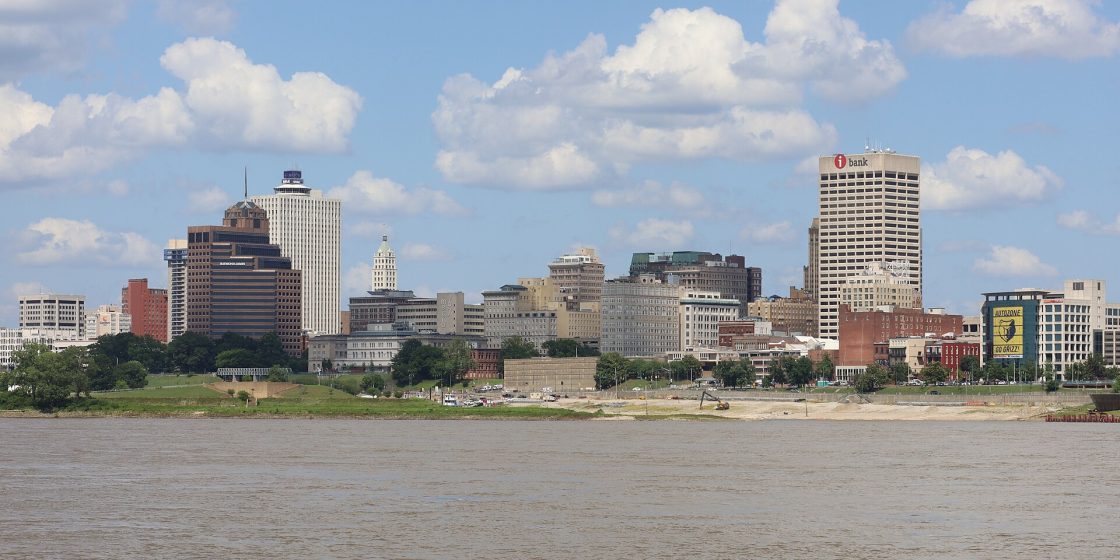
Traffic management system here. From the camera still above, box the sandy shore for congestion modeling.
[524,397,1058,421]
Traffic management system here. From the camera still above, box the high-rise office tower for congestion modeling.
[252,170,341,336]
[547,247,604,309]
[817,150,921,339]
[186,199,303,356]
[18,293,85,339]
[164,239,188,341]
[371,235,397,291]
[122,278,168,342]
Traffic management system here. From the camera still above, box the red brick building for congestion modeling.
[466,348,501,380]
[122,278,168,342]
[933,341,981,380]
[838,305,963,366]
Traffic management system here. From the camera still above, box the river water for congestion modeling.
[0,419,1115,559]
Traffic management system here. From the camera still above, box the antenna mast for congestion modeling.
[243,166,248,199]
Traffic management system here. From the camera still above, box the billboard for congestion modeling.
[992,306,1024,358]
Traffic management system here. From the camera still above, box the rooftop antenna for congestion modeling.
[243,166,248,199]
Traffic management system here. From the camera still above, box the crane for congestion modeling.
[699,390,729,410]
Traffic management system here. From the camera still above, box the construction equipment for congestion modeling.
[700,390,730,410]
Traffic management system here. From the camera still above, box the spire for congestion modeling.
[243,166,248,199]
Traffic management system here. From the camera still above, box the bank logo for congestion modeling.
[834,154,847,169]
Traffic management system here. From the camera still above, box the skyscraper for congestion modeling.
[817,150,921,339]
[186,200,303,356]
[371,235,397,291]
[547,247,604,309]
[18,293,85,339]
[251,170,341,336]
[164,239,188,341]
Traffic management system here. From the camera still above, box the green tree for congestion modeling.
[236,390,251,404]
[440,339,477,387]
[919,362,949,385]
[815,355,835,381]
[256,332,289,369]
[854,364,889,393]
[595,353,628,390]
[126,335,169,373]
[713,360,740,388]
[768,358,788,386]
[959,355,981,383]
[167,331,216,373]
[889,362,911,385]
[216,348,257,369]
[113,360,149,389]
[266,364,288,382]
[1043,363,1060,393]
[1085,353,1106,380]
[542,339,579,358]
[678,355,702,382]
[3,344,89,411]
[361,373,385,393]
[788,356,814,388]
[499,336,539,373]
[739,361,757,387]
[390,340,447,386]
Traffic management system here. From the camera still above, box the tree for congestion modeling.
[257,333,289,369]
[739,361,757,387]
[768,358,788,386]
[440,339,477,387]
[126,335,169,373]
[1086,353,1107,380]
[168,332,216,373]
[595,353,628,390]
[679,355,702,382]
[1043,363,1060,393]
[390,340,446,386]
[889,362,911,385]
[498,336,539,374]
[788,356,814,388]
[113,360,149,389]
[236,390,251,404]
[959,355,980,382]
[713,361,740,388]
[3,344,89,411]
[361,373,385,393]
[216,348,256,369]
[854,364,889,393]
[542,339,579,358]
[266,365,288,382]
[815,355,835,382]
[919,362,949,385]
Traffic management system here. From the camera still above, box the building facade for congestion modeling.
[629,251,762,307]
[600,277,680,357]
[122,278,168,342]
[817,151,922,339]
[482,285,557,350]
[679,290,741,351]
[251,169,341,336]
[548,248,604,309]
[164,239,188,342]
[348,289,416,332]
[504,357,598,393]
[747,287,817,336]
[186,200,303,356]
[396,292,485,336]
[18,293,85,339]
[370,235,397,291]
[837,305,962,367]
[85,304,132,338]
[838,262,920,312]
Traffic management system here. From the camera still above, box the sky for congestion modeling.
[4,0,1120,325]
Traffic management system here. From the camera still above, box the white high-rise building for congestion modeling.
[371,235,397,291]
[817,150,921,339]
[164,238,188,341]
[252,170,342,336]
[18,293,86,339]
[85,304,132,338]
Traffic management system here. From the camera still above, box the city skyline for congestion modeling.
[5,0,1120,325]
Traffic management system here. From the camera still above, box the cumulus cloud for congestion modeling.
[591,180,704,209]
[741,221,795,244]
[157,0,236,35]
[187,185,231,213]
[609,218,694,248]
[973,245,1057,276]
[1057,209,1120,234]
[0,0,126,81]
[400,243,450,261]
[908,0,1120,58]
[342,263,372,296]
[328,171,467,216]
[348,221,393,238]
[922,146,1063,211]
[17,217,159,266]
[434,1,899,190]
[0,38,361,186]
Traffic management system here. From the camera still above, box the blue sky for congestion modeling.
[5,0,1120,325]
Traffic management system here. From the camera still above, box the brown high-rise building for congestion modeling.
[804,217,819,303]
[548,248,605,309]
[122,278,168,342]
[186,200,302,356]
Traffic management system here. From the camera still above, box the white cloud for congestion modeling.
[591,180,704,209]
[908,0,1120,58]
[342,263,371,296]
[0,0,126,81]
[609,218,694,248]
[741,221,795,244]
[187,186,231,213]
[973,245,1058,276]
[922,146,1063,211]
[17,217,159,266]
[1057,209,1120,234]
[9,281,51,298]
[328,171,467,216]
[348,221,393,238]
[433,1,898,190]
[0,38,361,186]
[400,243,450,261]
[157,0,236,35]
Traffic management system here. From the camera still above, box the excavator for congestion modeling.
[699,390,730,410]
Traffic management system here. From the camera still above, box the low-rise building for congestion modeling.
[85,305,132,339]
[838,305,963,367]
[747,287,816,336]
[503,357,598,393]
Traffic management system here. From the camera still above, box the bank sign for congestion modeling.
[833,154,869,169]
[992,306,1024,358]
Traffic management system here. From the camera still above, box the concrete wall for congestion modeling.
[207,382,299,399]
[504,357,598,393]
